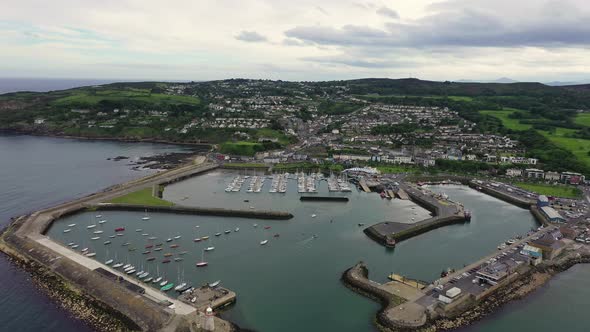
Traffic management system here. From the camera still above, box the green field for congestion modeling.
[360,94,473,102]
[541,128,590,167]
[107,188,174,206]
[51,89,200,107]
[574,113,590,127]
[376,165,419,174]
[479,109,532,131]
[513,182,581,199]
[219,141,263,156]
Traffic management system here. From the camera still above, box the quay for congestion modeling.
[364,183,468,246]
[0,160,240,331]
[299,196,349,202]
[177,286,236,311]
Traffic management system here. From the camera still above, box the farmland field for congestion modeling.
[574,113,590,127]
[541,128,590,167]
[513,182,581,199]
[479,109,532,131]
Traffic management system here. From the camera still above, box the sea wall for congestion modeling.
[468,182,534,209]
[299,196,349,202]
[93,204,294,220]
[157,164,218,186]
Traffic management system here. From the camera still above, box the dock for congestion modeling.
[177,285,236,311]
[359,179,371,193]
[395,188,410,200]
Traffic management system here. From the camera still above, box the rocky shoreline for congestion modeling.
[0,249,136,332]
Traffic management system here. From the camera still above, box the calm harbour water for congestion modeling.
[2,135,589,332]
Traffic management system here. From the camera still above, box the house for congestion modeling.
[560,172,585,185]
[540,206,566,223]
[34,118,45,125]
[544,171,560,182]
[506,168,523,177]
[520,244,543,266]
[537,195,549,207]
[525,168,545,179]
[530,234,565,259]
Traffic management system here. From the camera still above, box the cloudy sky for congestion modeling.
[2,0,590,82]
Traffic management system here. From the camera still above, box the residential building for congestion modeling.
[506,168,523,177]
[525,168,545,179]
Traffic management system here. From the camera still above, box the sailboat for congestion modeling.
[63,229,71,233]
[142,210,150,221]
[87,215,97,229]
[68,223,76,227]
[98,219,107,224]
[105,248,113,265]
[196,250,208,267]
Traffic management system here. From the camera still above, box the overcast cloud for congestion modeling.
[1,0,589,82]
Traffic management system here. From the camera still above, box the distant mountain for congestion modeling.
[546,81,590,87]
[455,77,519,84]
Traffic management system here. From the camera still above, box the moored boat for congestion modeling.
[260,240,269,245]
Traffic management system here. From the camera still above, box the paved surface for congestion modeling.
[381,281,424,301]
[38,238,196,315]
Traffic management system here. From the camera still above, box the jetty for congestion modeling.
[300,196,349,202]
[359,178,371,193]
[365,183,468,246]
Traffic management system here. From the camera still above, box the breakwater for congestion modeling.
[299,196,349,202]
[93,203,294,220]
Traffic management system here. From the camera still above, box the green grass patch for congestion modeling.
[107,188,174,206]
[479,109,532,131]
[51,89,200,107]
[223,163,268,168]
[376,165,419,174]
[574,113,590,127]
[219,141,263,156]
[513,182,581,199]
[541,128,590,167]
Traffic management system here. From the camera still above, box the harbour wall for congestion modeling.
[93,204,294,220]
[299,196,349,202]
[157,163,218,187]
[467,181,534,209]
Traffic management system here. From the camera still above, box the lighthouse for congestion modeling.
[203,306,215,331]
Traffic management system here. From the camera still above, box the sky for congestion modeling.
[1,0,590,82]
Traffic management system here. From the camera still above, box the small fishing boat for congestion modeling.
[214,233,222,237]
[104,240,111,245]
[115,227,125,232]
[91,236,100,240]
[260,240,269,245]
[81,247,89,252]
[126,269,136,275]
[105,259,113,265]
[87,225,96,229]
[196,261,208,267]
[177,285,191,293]
[235,228,240,232]
[224,230,231,234]
[94,230,103,234]
[136,229,142,232]
[136,270,144,276]
[166,238,173,242]
[128,247,136,252]
[311,214,317,218]
[160,283,174,291]
[155,243,163,247]
[174,235,181,239]
[358,223,365,227]
[123,264,131,270]
[63,229,71,233]
[95,215,102,218]
[98,220,107,224]
[142,233,149,236]
[138,272,149,279]
[113,262,123,268]
[201,236,209,240]
[162,259,171,264]
[67,242,75,246]
[142,250,151,255]
[68,224,76,227]
[193,238,202,242]
[204,247,215,252]
[208,280,221,288]
[71,244,79,249]
[144,277,153,283]
[85,252,96,257]
[147,257,156,261]
[116,233,124,237]
[109,235,116,238]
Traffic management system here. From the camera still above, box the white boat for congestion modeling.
[105,259,114,265]
[123,264,130,270]
[311,214,317,218]
[196,250,208,267]
[71,244,79,249]
[160,280,168,287]
[235,228,240,232]
[87,224,96,229]
[109,235,116,238]
[208,280,221,288]
[104,240,111,245]
[67,242,75,246]
[95,215,102,218]
[144,277,153,283]
[139,272,149,279]
[113,263,123,268]
[126,269,136,275]
[81,247,89,252]
[215,233,221,237]
[63,229,71,233]
[174,235,181,239]
[85,252,96,257]
[204,247,215,251]
[136,229,142,232]
[154,277,162,284]
[98,220,107,224]
[174,283,187,291]
[142,210,150,221]
[93,230,103,234]
[91,236,100,240]
[260,240,269,245]
[68,224,76,227]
